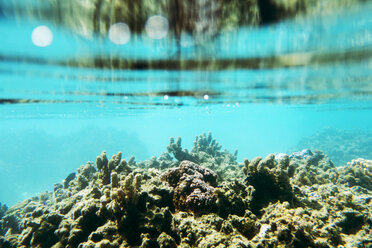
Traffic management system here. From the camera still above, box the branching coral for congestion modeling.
[243,153,295,215]
[167,133,238,167]
[137,132,240,184]
[0,202,7,220]
[167,137,197,163]
[164,133,240,181]
[1,134,371,248]
[96,151,132,186]
[191,132,222,157]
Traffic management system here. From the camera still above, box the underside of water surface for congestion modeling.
[0,0,371,247]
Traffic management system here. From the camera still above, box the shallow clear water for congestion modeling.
[0,1,372,206]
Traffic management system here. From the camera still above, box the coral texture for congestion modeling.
[292,127,372,166]
[0,134,371,248]
[139,132,240,181]
[161,160,218,214]
[243,153,294,215]
[0,203,7,220]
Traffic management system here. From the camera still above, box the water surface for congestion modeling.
[0,2,371,206]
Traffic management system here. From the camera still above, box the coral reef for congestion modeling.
[0,133,371,247]
[289,149,337,186]
[172,211,259,247]
[347,158,372,177]
[96,151,132,186]
[292,127,372,166]
[0,203,7,220]
[0,153,175,247]
[161,160,217,214]
[214,181,251,218]
[337,158,372,190]
[242,153,295,215]
[140,132,240,182]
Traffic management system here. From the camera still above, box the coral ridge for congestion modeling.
[0,133,371,248]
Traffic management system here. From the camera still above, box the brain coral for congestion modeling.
[161,160,218,214]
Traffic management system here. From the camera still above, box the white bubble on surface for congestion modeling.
[108,23,130,45]
[31,25,53,47]
[203,94,209,100]
[145,15,169,39]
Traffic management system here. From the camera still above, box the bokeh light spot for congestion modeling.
[31,25,53,47]
[108,23,130,45]
[145,15,169,39]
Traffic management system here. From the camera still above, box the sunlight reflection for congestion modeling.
[31,25,53,47]
[108,23,130,45]
[145,15,169,40]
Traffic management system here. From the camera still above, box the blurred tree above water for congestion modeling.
[2,0,367,39]
[1,0,369,70]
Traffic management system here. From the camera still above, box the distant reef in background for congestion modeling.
[291,127,372,166]
[0,133,371,247]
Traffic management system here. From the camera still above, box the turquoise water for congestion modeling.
[0,2,372,206]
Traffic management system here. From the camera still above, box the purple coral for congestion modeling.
[161,160,217,213]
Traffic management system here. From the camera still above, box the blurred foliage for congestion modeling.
[2,0,367,39]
